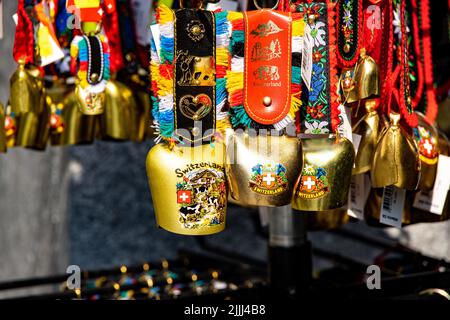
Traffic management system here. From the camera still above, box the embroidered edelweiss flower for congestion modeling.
[343,8,353,28]
[303,164,315,175]
[310,22,326,47]
[304,121,330,134]
[393,5,409,40]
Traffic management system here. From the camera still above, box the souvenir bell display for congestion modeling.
[292,134,355,211]
[147,4,231,235]
[371,112,420,190]
[224,4,304,207]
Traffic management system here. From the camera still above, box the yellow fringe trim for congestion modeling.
[225,71,243,93]
[292,18,305,37]
[227,11,243,22]
[216,48,228,67]
[289,95,302,120]
[158,5,175,25]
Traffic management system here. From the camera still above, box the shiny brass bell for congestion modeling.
[14,100,50,150]
[10,61,45,115]
[292,134,355,211]
[0,102,6,153]
[225,132,302,207]
[352,100,380,174]
[146,143,227,235]
[75,84,106,116]
[302,208,350,231]
[371,112,420,190]
[340,49,380,104]
[99,81,134,141]
[413,112,440,191]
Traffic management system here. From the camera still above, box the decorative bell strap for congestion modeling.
[102,1,124,73]
[174,9,216,144]
[243,10,292,126]
[336,0,363,68]
[293,1,340,134]
[13,0,35,64]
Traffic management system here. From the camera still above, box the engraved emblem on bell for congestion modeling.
[186,20,206,42]
[176,50,216,86]
[292,135,355,211]
[249,162,288,195]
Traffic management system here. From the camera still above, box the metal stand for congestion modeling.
[265,205,312,297]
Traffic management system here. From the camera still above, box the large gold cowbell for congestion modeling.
[146,143,227,235]
[225,132,302,207]
[10,63,45,115]
[371,113,420,190]
[292,135,355,211]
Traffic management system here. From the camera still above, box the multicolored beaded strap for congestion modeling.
[292,1,340,134]
[337,0,363,68]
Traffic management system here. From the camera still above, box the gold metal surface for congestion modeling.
[292,135,355,211]
[371,112,420,190]
[352,100,380,174]
[10,63,45,115]
[99,81,133,141]
[0,103,6,153]
[302,208,350,231]
[75,85,105,115]
[414,112,439,191]
[225,132,302,207]
[146,143,227,235]
[15,101,50,150]
[176,50,215,87]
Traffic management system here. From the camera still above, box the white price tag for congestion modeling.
[337,104,353,143]
[301,24,313,91]
[413,155,450,215]
[12,13,18,26]
[352,133,362,156]
[206,0,239,11]
[348,174,371,220]
[379,186,405,228]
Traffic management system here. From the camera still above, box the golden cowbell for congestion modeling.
[292,134,355,211]
[352,100,380,174]
[146,143,227,235]
[75,84,105,116]
[10,62,45,115]
[0,102,6,153]
[410,132,450,223]
[225,132,302,207]
[371,112,420,190]
[413,112,439,191]
[99,81,134,141]
[14,101,50,150]
[302,208,350,231]
[364,188,412,227]
[340,49,380,104]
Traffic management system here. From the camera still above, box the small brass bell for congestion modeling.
[352,100,380,174]
[225,132,302,207]
[146,143,228,235]
[99,81,134,141]
[302,208,350,231]
[340,49,380,105]
[292,134,355,211]
[10,61,45,115]
[15,103,50,150]
[75,85,106,116]
[371,112,420,190]
[413,112,440,191]
[0,102,6,153]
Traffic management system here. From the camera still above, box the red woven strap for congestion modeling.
[13,0,35,64]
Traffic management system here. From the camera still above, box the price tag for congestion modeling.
[150,24,161,62]
[379,186,405,228]
[301,24,313,91]
[348,173,371,220]
[337,104,353,143]
[413,155,450,215]
[206,0,239,11]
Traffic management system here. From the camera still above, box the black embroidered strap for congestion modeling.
[85,35,104,85]
[337,0,362,67]
[174,9,216,144]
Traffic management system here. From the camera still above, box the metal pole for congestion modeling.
[265,205,312,297]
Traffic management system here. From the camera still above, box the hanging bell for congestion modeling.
[371,112,420,190]
[0,102,6,153]
[413,112,440,191]
[10,61,45,115]
[340,49,380,104]
[146,143,228,235]
[225,132,302,207]
[352,100,380,174]
[130,89,151,142]
[302,208,350,231]
[4,103,16,148]
[292,134,355,211]
[99,80,133,141]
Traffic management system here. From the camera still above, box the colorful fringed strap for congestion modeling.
[336,0,363,68]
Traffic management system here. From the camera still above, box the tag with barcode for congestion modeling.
[348,174,371,220]
[337,104,353,143]
[301,24,313,91]
[413,155,450,215]
[379,186,405,228]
